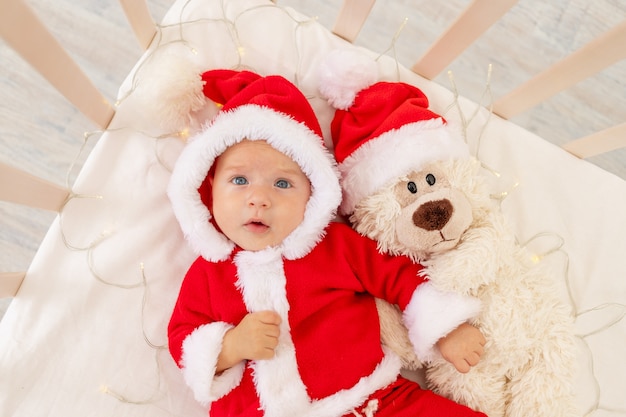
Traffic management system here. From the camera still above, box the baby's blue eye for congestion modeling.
[232,176,248,185]
[275,179,291,189]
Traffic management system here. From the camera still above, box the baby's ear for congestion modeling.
[198,165,217,212]
[207,158,219,186]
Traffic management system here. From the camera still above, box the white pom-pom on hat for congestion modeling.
[318,49,378,110]
[322,50,470,216]
[135,48,213,134]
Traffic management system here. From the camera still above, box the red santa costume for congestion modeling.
[167,69,485,417]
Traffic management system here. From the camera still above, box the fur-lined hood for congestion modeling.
[168,104,342,262]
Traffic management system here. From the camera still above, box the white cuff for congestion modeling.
[181,322,245,406]
[403,282,481,362]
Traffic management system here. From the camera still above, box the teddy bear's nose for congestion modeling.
[412,199,453,231]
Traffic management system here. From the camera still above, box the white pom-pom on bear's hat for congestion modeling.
[318,49,469,215]
[317,48,378,110]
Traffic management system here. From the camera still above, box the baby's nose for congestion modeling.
[247,188,271,207]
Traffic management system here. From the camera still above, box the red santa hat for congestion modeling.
[319,50,469,215]
[168,70,341,262]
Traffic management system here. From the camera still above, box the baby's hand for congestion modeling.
[217,311,281,372]
[436,322,485,373]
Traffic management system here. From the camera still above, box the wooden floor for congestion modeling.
[1,0,625,319]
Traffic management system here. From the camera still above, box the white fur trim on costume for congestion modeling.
[168,104,342,261]
[235,249,311,416]
[403,282,482,362]
[339,118,469,215]
[308,347,401,417]
[181,322,244,406]
[234,248,403,417]
[318,49,378,110]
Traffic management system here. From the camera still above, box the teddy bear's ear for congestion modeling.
[443,158,493,216]
[350,186,402,253]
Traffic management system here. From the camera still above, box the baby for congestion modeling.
[167,69,486,417]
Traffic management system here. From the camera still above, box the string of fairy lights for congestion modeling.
[48,0,624,415]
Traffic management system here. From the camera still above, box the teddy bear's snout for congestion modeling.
[412,199,453,231]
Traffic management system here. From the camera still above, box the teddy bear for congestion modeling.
[318,49,580,417]
[351,157,579,417]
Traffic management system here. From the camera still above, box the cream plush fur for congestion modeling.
[352,157,579,417]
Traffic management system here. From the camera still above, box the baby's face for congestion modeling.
[210,140,311,251]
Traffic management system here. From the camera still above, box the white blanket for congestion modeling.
[1,0,624,415]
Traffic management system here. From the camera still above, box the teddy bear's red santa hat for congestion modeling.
[318,49,469,215]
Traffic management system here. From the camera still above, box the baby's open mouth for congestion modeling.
[245,220,269,233]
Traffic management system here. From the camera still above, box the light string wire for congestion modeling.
[51,0,319,412]
[113,0,321,114]
[447,64,625,416]
[58,129,107,252]
[375,17,408,81]
[517,228,626,416]
[58,127,183,253]
[100,263,170,406]
[444,65,520,202]
[445,64,494,156]
[49,0,624,414]
[227,0,322,84]
[61,129,172,403]
[57,124,181,408]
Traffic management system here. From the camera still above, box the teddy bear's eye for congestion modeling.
[426,174,436,186]
[407,181,418,194]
